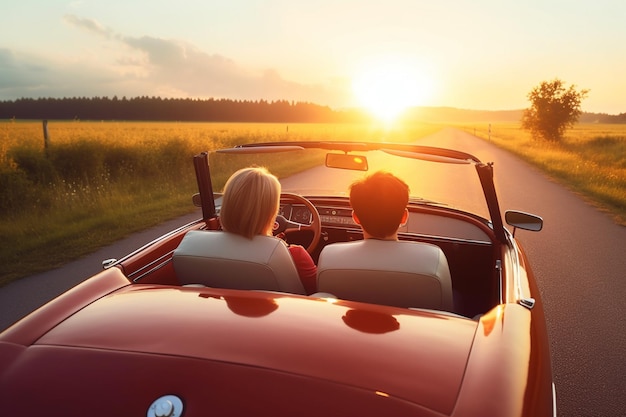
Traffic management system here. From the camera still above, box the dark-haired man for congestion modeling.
[349,171,409,240]
[316,171,454,312]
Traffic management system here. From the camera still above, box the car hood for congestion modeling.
[36,285,477,415]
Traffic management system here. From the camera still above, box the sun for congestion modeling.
[352,61,433,122]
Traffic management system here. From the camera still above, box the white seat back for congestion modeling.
[173,230,305,294]
[317,239,453,310]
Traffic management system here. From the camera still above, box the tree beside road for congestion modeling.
[522,78,589,142]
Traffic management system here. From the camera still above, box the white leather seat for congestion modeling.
[173,230,305,294]
[317,239,453,311]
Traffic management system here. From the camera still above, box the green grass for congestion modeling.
[0,181,198,285]
[458,122,626,226]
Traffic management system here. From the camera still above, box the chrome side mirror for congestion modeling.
[505,210,543,236]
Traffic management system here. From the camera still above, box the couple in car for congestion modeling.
[220,167,449,304]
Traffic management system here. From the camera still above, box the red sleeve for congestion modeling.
[288,245,318,295]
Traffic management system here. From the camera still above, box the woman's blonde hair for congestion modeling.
[220,167,281,239]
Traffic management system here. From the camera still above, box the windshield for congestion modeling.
[210,146,490,221]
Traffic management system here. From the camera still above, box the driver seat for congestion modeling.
[172,230,306,295]
[317,239,453,311]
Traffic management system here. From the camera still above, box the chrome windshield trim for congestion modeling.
[128,251,174,280]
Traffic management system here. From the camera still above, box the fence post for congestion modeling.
[42,119,50,156]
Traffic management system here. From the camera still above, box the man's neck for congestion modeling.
[362,230,398,241]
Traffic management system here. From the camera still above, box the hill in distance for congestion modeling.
[405,106,625,124]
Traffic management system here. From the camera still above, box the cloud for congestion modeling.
[0,15,350,107]
[0,49,45,89]
[0,49,76,96]
[63,14,115,39]
[0,48,139,99]
[119,34,346,104]
[122,35,243,89]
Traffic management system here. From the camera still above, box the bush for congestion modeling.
[0,138,198,214]
[0,168,42,214]
[157,138,195,179]
[49,140,105,183]
[9,146,57,185]
[103,146,142,180]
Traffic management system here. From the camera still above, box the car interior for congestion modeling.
[116,149,506,320]
[277,197,499,318]
[117,193,500,320]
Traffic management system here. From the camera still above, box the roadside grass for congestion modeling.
[458,122,626,226]
[0,120,442,286]
[0,184,196,285]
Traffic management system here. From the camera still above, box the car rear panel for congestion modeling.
[31,285,477,415]
[1,343,445,417]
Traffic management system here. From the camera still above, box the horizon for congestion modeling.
[3,96,622,117]
[2,1,625,117]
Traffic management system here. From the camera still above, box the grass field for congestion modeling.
[0,120,442,285]
[1,119,624,286]
[458,122,626,225]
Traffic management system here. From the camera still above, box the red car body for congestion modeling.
[0,142,555,416]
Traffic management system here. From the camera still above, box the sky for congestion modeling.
[1,0,625,115]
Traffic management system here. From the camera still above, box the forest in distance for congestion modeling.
[1,96,625,124]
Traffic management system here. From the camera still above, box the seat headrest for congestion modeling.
[173,230,305,294]
[317,239,453,310]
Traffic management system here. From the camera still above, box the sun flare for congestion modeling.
[352,61,434,122]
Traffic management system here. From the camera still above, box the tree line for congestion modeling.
[1,95,623,125]
[0,96,368,123]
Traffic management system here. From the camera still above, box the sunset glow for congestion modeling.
[352,62,434,122]
[1,1,624,114]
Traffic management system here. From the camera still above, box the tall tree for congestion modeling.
[521,79,589,142]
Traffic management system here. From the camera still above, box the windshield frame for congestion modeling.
[211,141,506,242]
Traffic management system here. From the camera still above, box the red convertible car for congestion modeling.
[0,141,555,416]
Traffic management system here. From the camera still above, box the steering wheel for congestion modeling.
[273,193,321,254]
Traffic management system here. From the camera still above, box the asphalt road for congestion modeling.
[425,129,626,417]
[1,128,624,416]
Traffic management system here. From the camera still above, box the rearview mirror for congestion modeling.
[325,153,368,171]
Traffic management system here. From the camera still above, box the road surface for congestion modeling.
[424,129,626,417]
[1,128,624,416]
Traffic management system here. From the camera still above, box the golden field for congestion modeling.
[0,120,440,155]
[0,120,441,285]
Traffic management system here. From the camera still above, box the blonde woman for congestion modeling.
[220,167,317,294]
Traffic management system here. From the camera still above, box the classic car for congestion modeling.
[0,140,556,416]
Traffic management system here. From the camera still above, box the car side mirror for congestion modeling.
[505,210,543,236]
[192,193,201,207]
[192,192,223,208]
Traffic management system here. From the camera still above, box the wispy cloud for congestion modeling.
[118,34,343,103]
[0,15,349,106]
[63,14,115,39]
